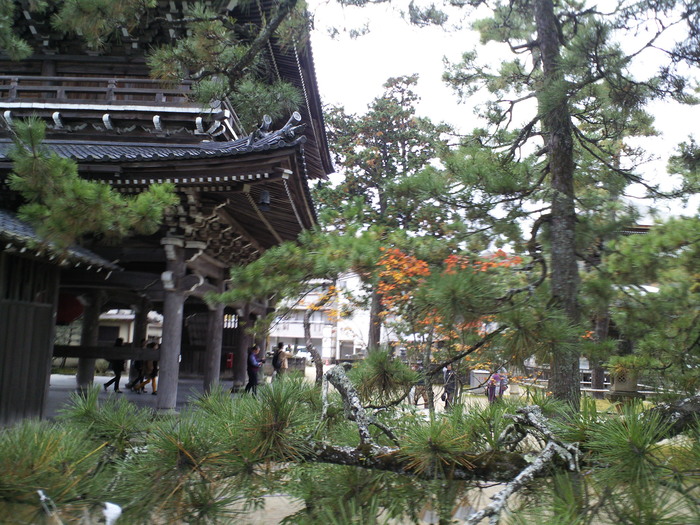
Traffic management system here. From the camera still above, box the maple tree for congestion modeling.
[375,247,528,406]
[318,75,453,350]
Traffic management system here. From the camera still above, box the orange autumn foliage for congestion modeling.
[443,250,523,274]
[376,248,523,360]
[377,248,431,312]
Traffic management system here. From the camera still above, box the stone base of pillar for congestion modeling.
[229,381,245,394]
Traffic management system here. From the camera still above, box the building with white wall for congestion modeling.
[268,272,397,361]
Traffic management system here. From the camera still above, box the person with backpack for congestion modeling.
[271,342,291,381]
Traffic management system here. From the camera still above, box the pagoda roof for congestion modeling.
[1,0,334,179]
[0,126,306,164]
[0,209,119,271]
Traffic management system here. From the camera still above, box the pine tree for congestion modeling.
[319,75,452,350]
[388,0,700,407]
[8,118,177,248]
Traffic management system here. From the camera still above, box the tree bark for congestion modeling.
[650,394,700,438]
[304,308,324,384]
[367,288,383,352]
[590,312,610,398]
[534,0,581,408]
[304,443,529,482]
[304,284,335,384]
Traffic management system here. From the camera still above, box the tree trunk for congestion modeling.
[590,312,610,399]
[304,308,324,384]
[534,0,581,408]
[367,288,383,352]
[422,332,436,413]
[304,284,336,384]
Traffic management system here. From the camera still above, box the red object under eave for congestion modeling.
[56,293,84,325]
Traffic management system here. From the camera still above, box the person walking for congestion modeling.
[133,342,159,395]
[443,364,458,410]
[272,342,291,381]
[486,371,501,404]
[412,363,429,408]
[104,337,125,393]
[126,359,145,392]
[126,339,146,392]
[244,344,264,395]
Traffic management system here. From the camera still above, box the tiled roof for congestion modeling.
[0,127,306,163]
[0,210,119,270]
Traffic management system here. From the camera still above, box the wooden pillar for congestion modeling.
[76,291,103,394]
[231,305,253,391]
[128,297,150,385]
[203,284,224,393]
[157,238,186,411]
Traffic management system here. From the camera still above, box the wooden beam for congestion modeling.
[186,252,226,280]
[279,169,305,229]
[280,162,316,227]
[216,208,264,253]
[54,345,160,360]
[244,187,283,244]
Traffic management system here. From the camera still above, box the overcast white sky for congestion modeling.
[307,1,700,217]
[308,2,475,123]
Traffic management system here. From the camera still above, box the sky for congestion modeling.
[306,1,700,217]
[308,2,479,125]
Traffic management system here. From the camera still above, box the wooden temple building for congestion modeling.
[0,1,332,425]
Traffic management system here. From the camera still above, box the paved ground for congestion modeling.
[45,365,329,418]
[45,373,212,418]
[45,367,494,419]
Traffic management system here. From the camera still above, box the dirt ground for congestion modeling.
[242,495,305,524]
[237,365,505,524]
[241,485,503,524]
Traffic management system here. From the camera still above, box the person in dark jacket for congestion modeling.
[244,344,264,395]
[442,364,458,410]
[104,337,125,393]
[126,338,147,391]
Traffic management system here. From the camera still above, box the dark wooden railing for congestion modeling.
[53,345,160,360]
[0,75,194,106]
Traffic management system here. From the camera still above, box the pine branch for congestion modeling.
[305,441,529,482]
[228,0,300,83]
[427,326,508,378]
[496,213,549,303]
[465,406,579,524]
[322,363,375,446]
[155,14,238,32]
